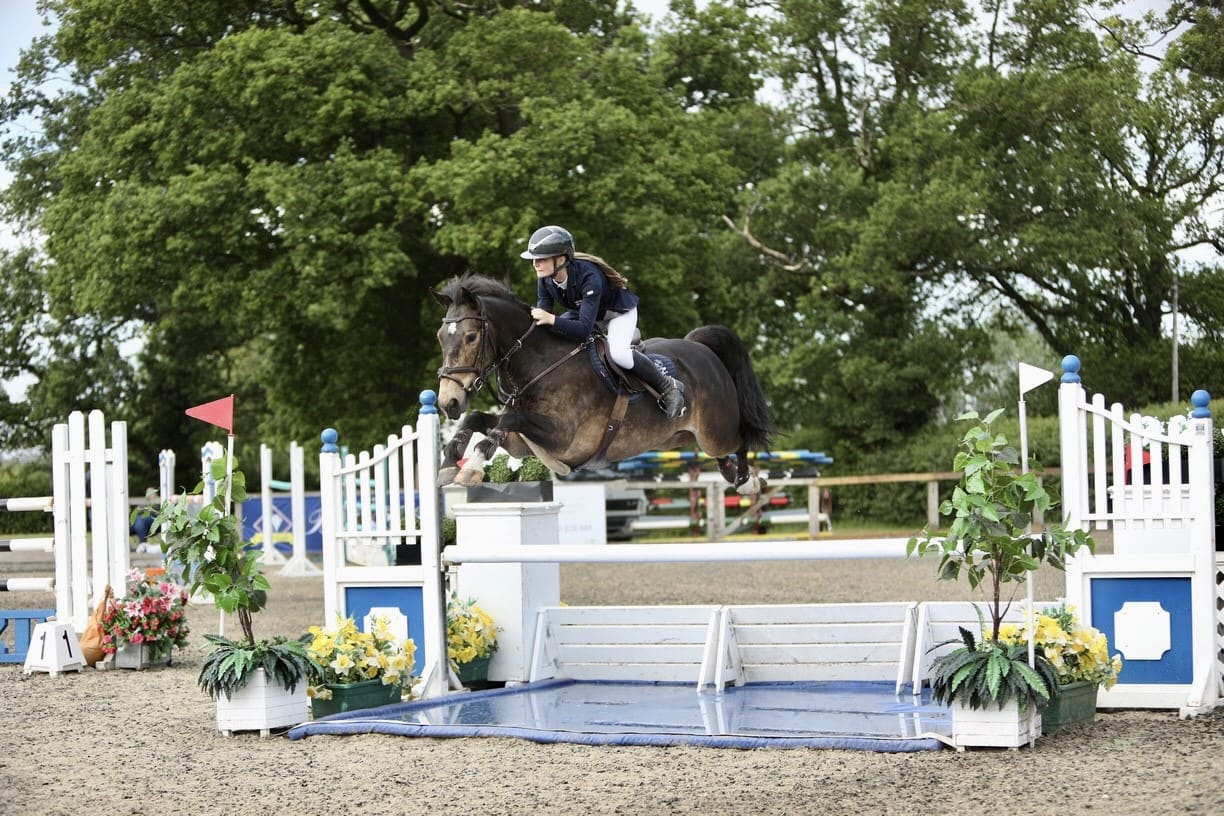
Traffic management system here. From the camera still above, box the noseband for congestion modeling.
[437,310,537,403]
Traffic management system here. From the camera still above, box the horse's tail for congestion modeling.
[685,325,776,451]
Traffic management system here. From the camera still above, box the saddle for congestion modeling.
[586,331,678,400]
[577,330,680,471]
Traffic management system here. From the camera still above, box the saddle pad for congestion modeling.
[586,345,678,397]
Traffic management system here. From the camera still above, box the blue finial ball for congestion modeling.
[1190,389,1211,419]
[419,389,438,415]
[1060,355,1081,383]
[321,427,339,453]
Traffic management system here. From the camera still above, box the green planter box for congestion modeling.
[1042,680,1098,734]
[455,655,492,685]
[310,679,402,718]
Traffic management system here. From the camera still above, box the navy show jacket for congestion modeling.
[535,257,640,342]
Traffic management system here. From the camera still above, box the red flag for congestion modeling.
[185,395,235,434]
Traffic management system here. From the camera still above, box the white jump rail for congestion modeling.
[443,538,911,564]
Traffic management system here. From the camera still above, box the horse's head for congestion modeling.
[432,274,532,420]
[433,281,488,420]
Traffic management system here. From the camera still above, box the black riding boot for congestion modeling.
[629,351,686,419]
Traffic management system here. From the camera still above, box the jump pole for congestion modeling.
[443,538,912,565]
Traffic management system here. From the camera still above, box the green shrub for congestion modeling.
[517,456,552,481]
[485,453,515,483]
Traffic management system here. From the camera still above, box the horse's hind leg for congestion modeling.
[718,451,766,495]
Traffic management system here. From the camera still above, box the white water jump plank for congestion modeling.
[446,538,912,564]
[717,602,916,690]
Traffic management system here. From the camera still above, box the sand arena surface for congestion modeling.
[0,549,1220,816]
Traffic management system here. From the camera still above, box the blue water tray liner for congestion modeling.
[287,679,951,752]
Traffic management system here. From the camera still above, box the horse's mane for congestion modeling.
[437,273,527,308]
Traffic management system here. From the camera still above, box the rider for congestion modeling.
[522,225,686,419]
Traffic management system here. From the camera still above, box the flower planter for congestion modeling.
[310,679,403,718]
[1042,681,1098,734]
[215,668,309,737]
[455,655,492,685]
[950,700,1042,749]
[465,481,554,503]
[114,642,172,670]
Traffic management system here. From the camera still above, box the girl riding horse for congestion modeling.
[522,225,686,419]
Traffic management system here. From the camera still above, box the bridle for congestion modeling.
[436,301,592,407]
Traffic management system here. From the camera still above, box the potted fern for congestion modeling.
[144,459,315,736]
[907,409,1094,748]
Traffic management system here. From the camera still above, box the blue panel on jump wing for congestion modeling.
[343,586,425,676]
[1090,577,1193,684]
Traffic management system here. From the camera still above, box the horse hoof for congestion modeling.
[736,476,763,495]
[453,467,485,487]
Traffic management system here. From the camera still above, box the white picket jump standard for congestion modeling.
[256,443,289,567]
[54,411,131,631]
[318,392,446,700]
[1,410,129,633]
[1057,355,1222,715]
[274,442,321,577]
[158,448,176,501]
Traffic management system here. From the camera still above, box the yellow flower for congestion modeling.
[307,614,418,697]
[446,594,500,667]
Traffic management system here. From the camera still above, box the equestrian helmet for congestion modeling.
[520,225,575,260]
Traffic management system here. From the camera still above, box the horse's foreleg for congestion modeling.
[452,426,517,487]
[441,411,499,486]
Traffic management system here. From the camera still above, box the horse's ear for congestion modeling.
[457,286,480,310]
[432,288,453,308]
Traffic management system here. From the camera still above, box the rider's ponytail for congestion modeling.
[574,252,630,290]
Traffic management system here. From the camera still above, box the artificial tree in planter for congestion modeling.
[464,453,554,502]
[908,409,1094,748]
[144,459,315,736]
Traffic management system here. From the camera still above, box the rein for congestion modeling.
[438,308,592,407]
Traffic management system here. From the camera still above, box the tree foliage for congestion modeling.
[0,0,1220,488]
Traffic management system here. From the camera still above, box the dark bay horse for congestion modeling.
[433,274,776,492]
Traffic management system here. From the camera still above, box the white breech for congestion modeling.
[606,308,637,369]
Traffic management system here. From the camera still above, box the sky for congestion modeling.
[0,0,50,250]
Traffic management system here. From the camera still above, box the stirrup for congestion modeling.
[659,379,686,420]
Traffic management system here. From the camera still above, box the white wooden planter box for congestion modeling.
[951,699,1041,749]
[215,668,309,737]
